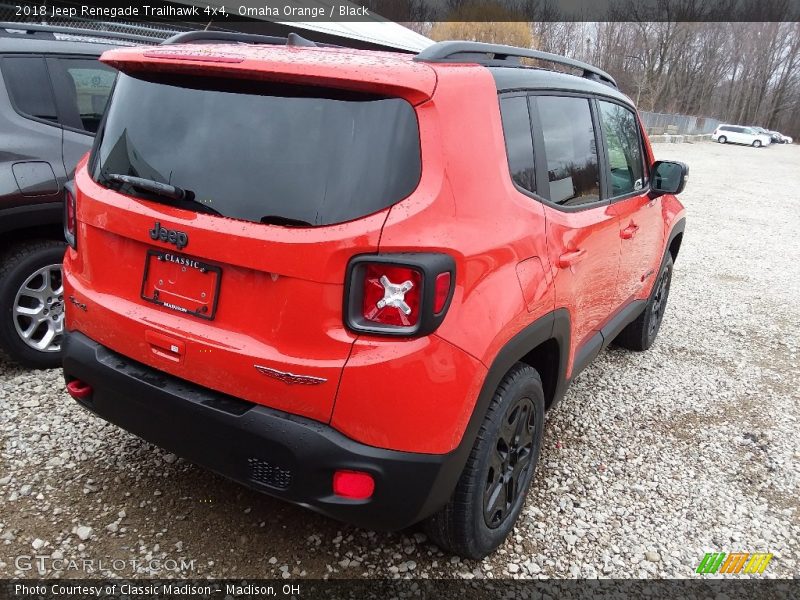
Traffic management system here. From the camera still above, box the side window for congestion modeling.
[1,56,58,124]
[597,100,646,197]
[499,96,535,193]
[49,58,116,133]
[533,95,600,206]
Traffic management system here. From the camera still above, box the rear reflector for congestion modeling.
[434,272,451,313]
[66,379,93,400]
[333,470,374,500]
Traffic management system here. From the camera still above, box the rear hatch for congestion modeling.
[69,46,432,423]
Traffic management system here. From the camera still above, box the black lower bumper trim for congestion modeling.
[62,331,463,531]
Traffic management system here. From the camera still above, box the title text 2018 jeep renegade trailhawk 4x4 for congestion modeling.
[62,34,687,558]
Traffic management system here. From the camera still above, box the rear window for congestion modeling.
[91,73,421,227]
[533,95,600,206]
[50,58,116,133]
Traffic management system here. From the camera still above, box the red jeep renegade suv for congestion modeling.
[61,34,687,558]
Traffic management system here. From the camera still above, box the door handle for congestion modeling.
[621,224,640,239]
[557,249,586,269]
[145,330,185,363]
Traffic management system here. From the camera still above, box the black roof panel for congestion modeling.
[489,66,634,107]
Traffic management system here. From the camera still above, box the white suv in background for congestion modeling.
[712,125,771,147]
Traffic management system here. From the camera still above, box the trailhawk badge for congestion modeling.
[254,365,327,385]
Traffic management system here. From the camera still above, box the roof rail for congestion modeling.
[161,30,336,48]
[0,22,162,45]
[415,41,617,89]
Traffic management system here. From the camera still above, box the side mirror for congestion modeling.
[650,160,688,196]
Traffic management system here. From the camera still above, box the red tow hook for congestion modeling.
[66,379,93,400]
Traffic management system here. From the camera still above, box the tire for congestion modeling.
[717,136,726,143]
[614,254,674,352]
[424,363,545,559]
[0,240,67,369]
[753,139,762,148]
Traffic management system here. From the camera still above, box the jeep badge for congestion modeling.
[149,222,188,250]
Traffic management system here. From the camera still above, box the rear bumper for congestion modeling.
[62,331,463,531]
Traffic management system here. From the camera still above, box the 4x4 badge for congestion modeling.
[149,221,188,249]
[254,365,327,385]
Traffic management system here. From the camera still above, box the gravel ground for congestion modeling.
[1,141,798,580]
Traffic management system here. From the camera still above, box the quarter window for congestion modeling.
[533,96,600,206]
[51,58,116,133]
[597,101,646,197]
[499,96,535,193]
[1,56,58,123]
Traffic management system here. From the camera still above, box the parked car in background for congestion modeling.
[712,124,771,147]
[62,35,687,558]
[771,131,793,144]
[750,126,782,144]
[0,23,158,368]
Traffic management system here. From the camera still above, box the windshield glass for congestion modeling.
[91,73,421,226]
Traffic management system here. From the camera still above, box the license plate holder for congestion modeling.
[140,250,221,320]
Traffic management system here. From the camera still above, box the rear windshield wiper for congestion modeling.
[105,173,187,201]
[260,215,313,227]
[103,173,221,216]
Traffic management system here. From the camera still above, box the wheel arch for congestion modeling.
[435,309,570,519]
[0,225,64,254]
[459,309,570,454]
[666,217,686,263]
[0,203,65,255]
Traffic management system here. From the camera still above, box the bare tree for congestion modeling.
[393,0,800,138]
[574,20,799,137]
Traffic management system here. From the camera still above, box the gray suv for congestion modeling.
[0,23,157,367]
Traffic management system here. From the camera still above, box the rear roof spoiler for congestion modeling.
[100,39,437,105]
